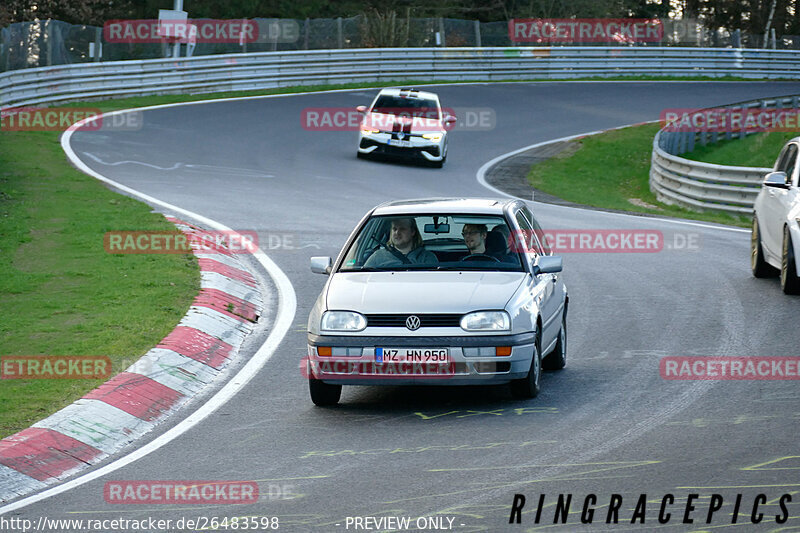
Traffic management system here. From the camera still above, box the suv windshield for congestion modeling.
[338,214,524,272]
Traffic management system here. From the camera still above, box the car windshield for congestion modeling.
[338,214,525,272]
[371,96,440,119]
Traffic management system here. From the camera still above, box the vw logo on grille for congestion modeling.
[397,132,405,141]
[405,315,421,330]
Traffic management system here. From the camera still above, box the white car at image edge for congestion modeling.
[752,136,800,294]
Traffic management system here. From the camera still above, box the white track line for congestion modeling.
[0,105,297,514]
[475,124,751,234]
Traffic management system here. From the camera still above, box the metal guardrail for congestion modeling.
[650,95,799,215]
[3,47,800,108]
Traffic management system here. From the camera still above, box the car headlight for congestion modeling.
[321,311,367,332]
[422,132,443,142]
[360,127,380,134]
[460,311,510,332]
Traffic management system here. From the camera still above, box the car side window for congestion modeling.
[521,207,551,255]
[515,210,544,256]
[777,145,798,183]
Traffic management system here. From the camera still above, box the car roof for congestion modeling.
[376,88,439,101]
[372,198,516,216]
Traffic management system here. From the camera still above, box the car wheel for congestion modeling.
[431,156,445,168]
[510,338,541,399]
[309,373,342,406]
[781,225,800,295]
[751,217,778,278]
[356,151,367,159]
[542,314,566,371]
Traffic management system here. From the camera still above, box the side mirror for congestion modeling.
[356,105,367,114]
[533,255,562,275]
[764,171,789,189]
[444,115,457,125]
[310,256,332,275]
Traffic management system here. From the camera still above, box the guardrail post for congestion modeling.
[732,29,741,48]
[439,18,446,47]
[304,18,309,50]
[337,17,343,49]
[93,27,102,61]
[474,20,481,47]
[45,20,53,67]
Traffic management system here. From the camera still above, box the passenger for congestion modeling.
[461,223,488,256]
[364,217,438,267]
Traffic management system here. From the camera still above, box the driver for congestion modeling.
[461,223,488,256]
[364,217,438,267]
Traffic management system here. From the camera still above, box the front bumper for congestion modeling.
[306,332,535,385]
[358,133,444,162]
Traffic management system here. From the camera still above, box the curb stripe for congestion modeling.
[178,307,251,346]
[128,348,220,396]
[0,428,103,482]
[200,271,260,302]
[0,466,47,500]
[197,258,256,286]
[194,288,259,322]
[156,326,234,369]
[33,400,154,456]
[83,372,184,422]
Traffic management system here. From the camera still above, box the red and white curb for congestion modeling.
[0,216,263,502]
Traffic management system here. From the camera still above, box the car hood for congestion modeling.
[365,113,442,134]
[326,271,527,313]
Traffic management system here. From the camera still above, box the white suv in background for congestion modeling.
[752,137,800,294]
[356,88,455,167]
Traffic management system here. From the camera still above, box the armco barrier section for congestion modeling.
[3,47,800,108]
[649,95,799,215]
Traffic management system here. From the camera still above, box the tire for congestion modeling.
[431,156,445,168]
[781,225,800,295]
[542,314,567,371]
[356,151,367,159]
[751,217,778,278]
[309,377,341,406]
[510,338,541,399]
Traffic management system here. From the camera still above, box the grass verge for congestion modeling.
[526,123,753,227]
[0,130,200,439]
[680,131,795,167]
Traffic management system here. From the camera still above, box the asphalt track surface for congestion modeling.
[6,82,800,532]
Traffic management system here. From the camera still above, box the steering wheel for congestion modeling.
[461,253,500,262]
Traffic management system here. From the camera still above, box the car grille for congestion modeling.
[365,314,462,328]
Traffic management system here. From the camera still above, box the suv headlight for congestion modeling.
[460,311,510,332]
[360,127,380,134]
[422,132,443,142]
[321,311,367,332]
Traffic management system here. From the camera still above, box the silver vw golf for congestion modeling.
[306,198,568,406]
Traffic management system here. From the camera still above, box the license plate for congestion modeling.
[387,139,412,148]
[375,348,449,363]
